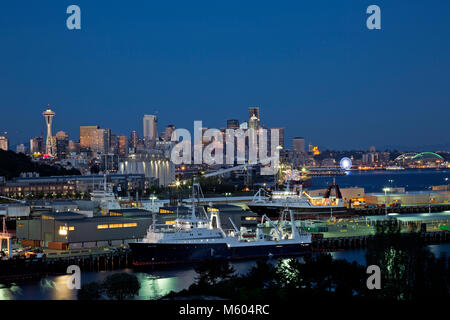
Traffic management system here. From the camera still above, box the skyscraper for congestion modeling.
[30,137,44,154]
[293,137,305,153]
[248,106,260,130]
[80,126,99,149]
[118,135,128,156]
[16,144,26,154]
[0,136,8,151]
[129,131,139,149]
[162,124,176,141]
[226,119,239,129]
[55,131,69,159]
[143,115,158,141]
[42,108,55,156]
[271,127,285,149]
[248,106,260,120]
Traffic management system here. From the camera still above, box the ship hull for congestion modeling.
[247,204,349,219]
[129,242,310,266]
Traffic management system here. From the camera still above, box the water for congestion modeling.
[2,244,449,300]
[0,260,259,300]
[1,170,449,300]
[311,169,450,192]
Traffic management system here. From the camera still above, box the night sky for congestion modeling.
[0,1,449,150]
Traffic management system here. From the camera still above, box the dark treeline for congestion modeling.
[0,150,80,180]
[164,221,450,301]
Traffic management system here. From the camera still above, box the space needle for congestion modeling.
[42,107,55,156]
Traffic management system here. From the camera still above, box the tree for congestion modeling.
[77,282,102,300]
[365,219,448,300]
[103,273,141,300]
[194,259,236,287]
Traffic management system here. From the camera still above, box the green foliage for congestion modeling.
[194,259,236,286]
[169,240,450,301]
[103,273,141,300]
[366,220,449,300]
[0,150,80,180]
[77,281,103,300]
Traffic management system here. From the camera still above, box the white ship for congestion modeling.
[129,206,311,266]
[90,176,121,211]
[384,165,405,170]
[247,183,347,219]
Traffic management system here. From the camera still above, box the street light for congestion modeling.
[428,186,432,214]
[383,187,391,216]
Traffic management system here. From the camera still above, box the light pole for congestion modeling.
[383,187,391,216]
[428,186,432,214]
[388,179,394,188]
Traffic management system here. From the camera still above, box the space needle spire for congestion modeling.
[42,106,55,156]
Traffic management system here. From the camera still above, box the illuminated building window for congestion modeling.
[245,217,257,221]
[59,226,68,236]
[97,224,109,229]
[123,223,137,228]
[109,224,123,228]
[160,209,174,214]
[165,220,176,225]
[69,226,75,231]
[207,207,219,212]
[17,223,24,228]
[109,212,123,217]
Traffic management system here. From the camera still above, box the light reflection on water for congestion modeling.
[1,244,449,300]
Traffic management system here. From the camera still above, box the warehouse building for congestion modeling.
[15,204,259,250]
[16,210,155,250]
[365,190,450,206]
[366,211,450,232]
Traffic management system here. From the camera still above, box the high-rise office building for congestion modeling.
[110,133,118,154]
[293,137,305,153]
[42,108,56,156]
[91,128,109,154]
[102,128,111,153]
[271,127,285,149]
[226,119,240,129]
[55,131,69,159]
[248,106,260,130]
[30,137,44,154]
[80,126,110,154]
[248,106,260,120]
[0,136,9,151]
[16,144,26,154]
[143,115,158,141]
[118,135,128,156]
[68,140,80,154]
[80,126,100,149]
[162,124,176,141]
[129,131,139,150]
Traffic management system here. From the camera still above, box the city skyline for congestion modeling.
[1,105,449,153]
[0,1,449,150]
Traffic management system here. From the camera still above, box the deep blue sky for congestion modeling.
[0,1,449,150]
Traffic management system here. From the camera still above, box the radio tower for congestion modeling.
[42,107,55,156]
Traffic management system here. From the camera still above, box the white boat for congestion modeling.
[90,176,121,211]
[384,165,405,170]
[129,206,311,265]
[247,183,347,218]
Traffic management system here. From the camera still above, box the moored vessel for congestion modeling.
[129,205,311,266]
